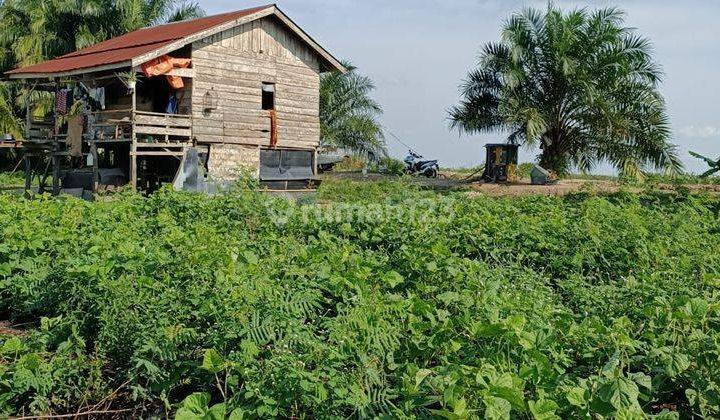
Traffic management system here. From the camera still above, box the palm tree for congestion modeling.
[0,83,22,139]
[449,6,681,177]
[112,0,204,35]
[320,62,386,158]
[0,0,204,71]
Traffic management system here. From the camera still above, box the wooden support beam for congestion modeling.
[91,142,99,193]
[134,125,192,137]
[130,86,138,189]
[165,68,195,78]
[51,82,60,196]
[134,114,192,128]
[24,156,32,191]
[131,151,185,157]
[136,142,189,148]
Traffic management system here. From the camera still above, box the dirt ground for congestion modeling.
[321,171,720,197]
[0,320,27,337]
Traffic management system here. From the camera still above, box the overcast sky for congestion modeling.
[205,0,719,173]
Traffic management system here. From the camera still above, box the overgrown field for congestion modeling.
[0,181,719,418]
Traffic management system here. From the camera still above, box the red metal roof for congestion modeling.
[7,5,273,76]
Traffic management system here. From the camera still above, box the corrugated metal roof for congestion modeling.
[6,5,273,76]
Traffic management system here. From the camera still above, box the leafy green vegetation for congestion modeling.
[0,171,25,188]
[1,181,719,418]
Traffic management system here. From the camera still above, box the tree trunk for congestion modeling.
[538,132,568,176]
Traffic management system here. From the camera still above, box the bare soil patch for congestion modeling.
[321,171,720,197]
[0,320,28,337]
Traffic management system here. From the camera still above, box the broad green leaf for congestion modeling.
[242,251,258,264]
[453,397,468,418]
[205,403,226,420]
[179,392,210,415]
[415,368,433,387]
[382,271,404,288]
[565,386,587,407]
[228,408,245,420]
[614,407,645,420]
[629,372,652,390]
[489,385,525,411]
[483,395,511,420]
[529,398,561,420]
[175,408,202,420]
[201,349,224,374]
[665,353,690,378]
[598,377,640,411]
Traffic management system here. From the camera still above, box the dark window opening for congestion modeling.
[262,83,275,110]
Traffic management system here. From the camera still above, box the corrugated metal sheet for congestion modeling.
[6,5,272,76]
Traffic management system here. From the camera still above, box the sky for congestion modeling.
[204,0,720,174]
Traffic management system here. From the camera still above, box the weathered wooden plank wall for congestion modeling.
[191,16,321,150]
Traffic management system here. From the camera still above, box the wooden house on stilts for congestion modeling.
[5,4,345,194]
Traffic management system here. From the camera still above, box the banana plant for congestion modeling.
[690,151,720,177]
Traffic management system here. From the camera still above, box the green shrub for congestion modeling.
[0,183,718,418]
[376,157,406,176]
[516,162,534,179]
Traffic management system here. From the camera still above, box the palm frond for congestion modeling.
[320,61,386,155]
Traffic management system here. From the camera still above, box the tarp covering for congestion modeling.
[260,149,314,181]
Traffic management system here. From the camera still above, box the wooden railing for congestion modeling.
[26,120,55,142]
[93,109,133,141]
[133,111,192,142]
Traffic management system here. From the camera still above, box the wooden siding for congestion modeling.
[191,16,321,150]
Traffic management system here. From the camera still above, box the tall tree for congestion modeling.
[320,62,386,158]
[0,83,22,139]
[449,5,681,177]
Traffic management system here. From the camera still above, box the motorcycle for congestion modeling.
[404,150,439,178]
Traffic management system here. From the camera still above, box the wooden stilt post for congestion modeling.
[51,80,60,195]
[24,96,32,191]
[130,76,138,190]
[91,141,99,193]
[312,148,318,176]
[24,154,32,191]
[51,147,60,195]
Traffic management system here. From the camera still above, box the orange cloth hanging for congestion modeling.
[141,56,192,89]
[269,109,278,148]
[170,58,192,68]
[141,56,174,77]
[166,75,185,89]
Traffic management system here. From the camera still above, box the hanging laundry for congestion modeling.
[141,55,192,90]
[166,92,179,114]
[90,87,106,110]
[86,113,97,140]
[56,89,69,115]
[166,75,184,89]
[269,109,278,148]
[66,116,83,157]
[170,58,192,68]
[141,56,174,77]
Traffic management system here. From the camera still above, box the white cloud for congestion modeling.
[677,125,720,139]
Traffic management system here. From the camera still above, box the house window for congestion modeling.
[262,83,275,110]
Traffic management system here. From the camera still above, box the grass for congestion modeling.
[0,171,25,188]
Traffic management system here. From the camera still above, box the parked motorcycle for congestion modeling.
[404,150,439,178]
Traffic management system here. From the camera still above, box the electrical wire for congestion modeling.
[384,128,417,155]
